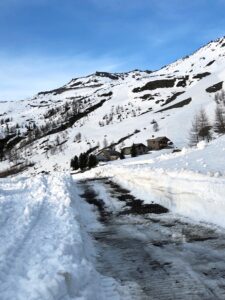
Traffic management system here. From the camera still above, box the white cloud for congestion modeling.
[0,53,123,101]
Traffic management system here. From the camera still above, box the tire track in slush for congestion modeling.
[78,178,225,300]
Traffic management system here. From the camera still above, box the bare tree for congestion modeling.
[189,108,212,146]
[198,108,212,142]
[189,114,200,147]
[75,132,82,142]
[58,135,62,145]
[103,137,108,148]
[213,91,225,134]
[153,121,159,132]
[214,105,225,134]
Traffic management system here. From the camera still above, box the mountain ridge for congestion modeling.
[1,36,225,174]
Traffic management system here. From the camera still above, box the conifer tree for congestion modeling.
[73,155,79,170]
[79,153,88,170]
[70,158,75,169]
[88,154,98,169]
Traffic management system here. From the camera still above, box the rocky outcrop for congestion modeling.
[133,79,176,93]
[206,82,223,93]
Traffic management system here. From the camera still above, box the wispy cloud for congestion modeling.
[0,52,123,101]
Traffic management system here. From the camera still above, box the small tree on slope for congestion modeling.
[153,121,159,132]
[189,109,212,147]
[189,115,200,147]
[198,108,212,142]
[214,105,225,134]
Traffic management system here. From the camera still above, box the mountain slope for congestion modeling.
[1,36,225,173]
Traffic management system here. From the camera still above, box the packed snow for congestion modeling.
[0,174,111,300]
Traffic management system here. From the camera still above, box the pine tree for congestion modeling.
[131,144,137,157]
[88,154,98,169]
[79,153,88,170]
[73,155,79,170]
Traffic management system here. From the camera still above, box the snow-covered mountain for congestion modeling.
[1,36,225,173]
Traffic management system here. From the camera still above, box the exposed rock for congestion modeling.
[206,81,223,93]
[161,91,185,107]
[193,72,211,79]
[205,60,215,67]
[133,79,176,93]
[95,71,119,80]
[98,91,113,97]
[6,136,25,150]
[157,98,192,113]
[140,94,154,101]
[176,76,189,87]
[70,81,83,87]
[38,87,72,96]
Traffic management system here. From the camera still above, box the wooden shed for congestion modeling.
[147,136,172,150]
[122,143,149,156]
[96,149,120,162]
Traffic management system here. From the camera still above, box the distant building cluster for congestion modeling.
[96,136,173,162]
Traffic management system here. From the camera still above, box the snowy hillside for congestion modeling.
[2,36,225,298]
[1,36,225,173]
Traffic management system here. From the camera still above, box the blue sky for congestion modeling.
[0,0,225,100]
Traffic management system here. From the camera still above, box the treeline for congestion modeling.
[0,98,88,161]
[70,153,98,171]
[189,90,225,146]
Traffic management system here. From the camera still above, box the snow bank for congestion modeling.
[0,174,103,300]
[78,166,225,228]
[75,136,225,228]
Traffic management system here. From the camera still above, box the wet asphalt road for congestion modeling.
[79,178,225,300]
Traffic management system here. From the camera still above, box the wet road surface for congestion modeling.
[78,178,225,300]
